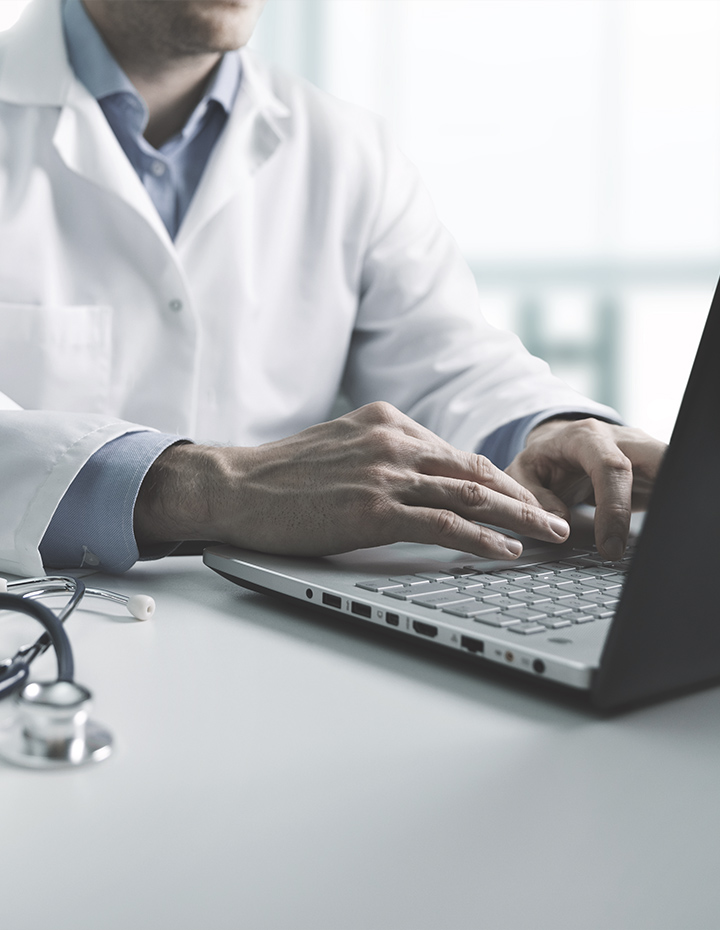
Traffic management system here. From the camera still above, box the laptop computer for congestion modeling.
[204,276,720,710]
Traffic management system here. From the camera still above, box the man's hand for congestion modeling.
[135,402,571,559]
[506,418,667,561]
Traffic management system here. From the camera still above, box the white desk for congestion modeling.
[2,554,719,930]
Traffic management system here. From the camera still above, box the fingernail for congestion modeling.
[548,515,570,538]
[505,538,523,556]
[602,536,624,562]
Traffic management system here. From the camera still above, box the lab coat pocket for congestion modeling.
[0,303,112,412]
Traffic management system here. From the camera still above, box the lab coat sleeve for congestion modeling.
[341,131,619,452]
[0,409,162,577]
[40,430,184,574]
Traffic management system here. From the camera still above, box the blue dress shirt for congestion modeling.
[40,0,596,573]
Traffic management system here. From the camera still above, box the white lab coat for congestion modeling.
[0,0,616,576]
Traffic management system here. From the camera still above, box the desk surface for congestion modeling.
[1,554,719,930]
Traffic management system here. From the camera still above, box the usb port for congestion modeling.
[385,612,400,626]
[322,593,341,609]
[460,635,484,654]
[412,621,438,638]
[351,601,372,618]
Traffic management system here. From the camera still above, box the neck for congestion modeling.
[126,56,221,149]
[82,2,222,149]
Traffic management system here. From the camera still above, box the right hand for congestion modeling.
[134,402,571,559]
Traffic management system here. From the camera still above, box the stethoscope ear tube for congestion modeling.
[0,593,74,688]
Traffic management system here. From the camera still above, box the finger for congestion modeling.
[420,447,544,508]
[615,434,667,508]
[402,475,570,543]
[393,503,527,560]
[561,431,634,560]
[505,460,574,521]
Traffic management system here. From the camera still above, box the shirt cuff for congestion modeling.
[478,408,623,470]
[40,431,186,575]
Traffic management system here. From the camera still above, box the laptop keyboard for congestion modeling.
[355,545,635,635]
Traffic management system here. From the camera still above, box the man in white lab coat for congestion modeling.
[0,0,664,578]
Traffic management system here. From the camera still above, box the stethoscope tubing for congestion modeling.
[0,592,75,700]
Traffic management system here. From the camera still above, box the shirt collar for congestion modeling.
[62,0,242,121]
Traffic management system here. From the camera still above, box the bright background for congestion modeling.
[4,0,719,440]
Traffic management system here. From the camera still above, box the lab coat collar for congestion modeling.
[0,0,291,249]
[0,0,71,106]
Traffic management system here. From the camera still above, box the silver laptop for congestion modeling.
[204,277,720,710]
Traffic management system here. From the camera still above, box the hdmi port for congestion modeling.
[412,621,438,638]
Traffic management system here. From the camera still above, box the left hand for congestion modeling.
[505,418,667,561]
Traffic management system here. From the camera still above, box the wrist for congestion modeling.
[134,443,239,546]
[526,415,593,447]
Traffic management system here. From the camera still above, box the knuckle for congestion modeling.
[575,417,604,435]
[472,454,495,482]
[432,508,463,540]
[361,401,400,426]
[458,480,489,509]
[365,425,402,461]
[362,461,394,492]
[600,451,633,477]
[518,500,541,525]
[605,500,632,521]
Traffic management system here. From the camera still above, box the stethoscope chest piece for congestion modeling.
[0,680,112,769]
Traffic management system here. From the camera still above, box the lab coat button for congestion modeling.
[168,299,183,312]
[151,160,166,177]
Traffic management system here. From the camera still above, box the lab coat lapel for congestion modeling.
[0,0,173,249]
[175,52,290,251]
[52,81,173,248]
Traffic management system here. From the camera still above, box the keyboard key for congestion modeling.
[508,622,547,635]
[477,594,520,610]
[579,566,623,578]
[466,574,509,586]
[442,603,503,619]
[593,579,622,591]
[564,612,596,624]
[502,606,549,622]
[558,570,603,583]
[385,581,456,600]
[537,617,573,629]
[578,591,618,606]
[409,592,475,608]
[494,569,533,581]
[383,586,417,599]
[554,581,599,596]
[415,571,456,582]
[356,579,404,592]
[507,591,552,606]
[540,562,581,573]
[472,612,523,627]
[388,575,435,586]
[525,568,558,579]
[512,578,552,591]
[545,604,573,616]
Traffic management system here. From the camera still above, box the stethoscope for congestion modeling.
[0,575,154,770]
